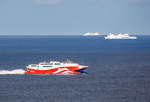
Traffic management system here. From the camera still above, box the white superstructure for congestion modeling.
[27,61,79,70]
[83,32,100,36]
[105,33,137,39]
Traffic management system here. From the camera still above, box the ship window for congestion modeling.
[43,66,52,67]
[31,65,36,67]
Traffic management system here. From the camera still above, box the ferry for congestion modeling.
[25,61,88,74]
[104,33,137,39]
[83,32,100,36]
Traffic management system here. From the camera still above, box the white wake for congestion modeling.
[0,69,25,75]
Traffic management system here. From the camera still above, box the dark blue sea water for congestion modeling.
[0,35,150,102]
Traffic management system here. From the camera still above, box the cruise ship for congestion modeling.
[83,32,100,36]
[104,33,137,39]
[25,61,88,74]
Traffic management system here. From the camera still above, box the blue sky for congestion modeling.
[0,0,150,35]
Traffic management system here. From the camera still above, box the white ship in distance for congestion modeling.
[83,32,100,36]
[105,33,137,39]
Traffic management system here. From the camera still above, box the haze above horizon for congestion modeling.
[0,0,150,35]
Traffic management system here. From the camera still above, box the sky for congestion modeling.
[0,0,150,35]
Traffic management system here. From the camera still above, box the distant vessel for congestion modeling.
[83,32,100,36]
[25,61,88,74]
[104,33,137,39]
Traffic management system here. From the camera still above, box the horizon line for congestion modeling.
[0,34,148,36]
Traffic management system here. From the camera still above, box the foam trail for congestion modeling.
[0,69,25,75]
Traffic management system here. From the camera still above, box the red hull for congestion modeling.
[25,66,87,74]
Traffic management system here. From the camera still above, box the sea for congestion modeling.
[0,35,150,102]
